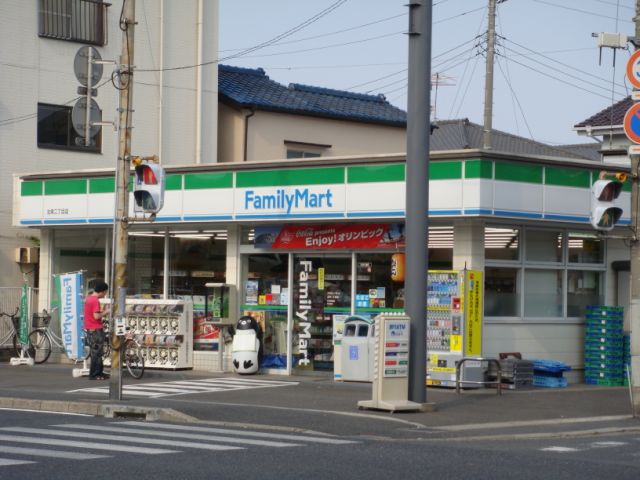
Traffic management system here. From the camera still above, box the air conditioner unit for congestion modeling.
[15,247,39,264]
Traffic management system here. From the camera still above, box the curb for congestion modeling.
[0,396,197,423]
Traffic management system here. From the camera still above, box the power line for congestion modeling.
[138,0,348,72]
[495,56,535,140]
[434,5,486,25]
[532,0,634,23]
[588,0,634,11]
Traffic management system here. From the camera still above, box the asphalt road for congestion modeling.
[1,408,639,480]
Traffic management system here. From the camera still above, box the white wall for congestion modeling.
[0,0,219,288]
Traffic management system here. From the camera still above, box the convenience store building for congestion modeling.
[13,146,629,379]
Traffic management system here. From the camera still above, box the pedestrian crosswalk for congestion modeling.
[0,419,356,470]
[66,376,299,398]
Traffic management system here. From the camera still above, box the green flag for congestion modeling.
[19,284,28,345]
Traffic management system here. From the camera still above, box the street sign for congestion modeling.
[623,102,640,144]
[73,46,103,87]
[71,97,101,138]
[627,50,640,89]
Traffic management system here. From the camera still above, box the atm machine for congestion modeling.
[426,270,484,387]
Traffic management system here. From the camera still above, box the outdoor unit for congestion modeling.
[14,247,39,264]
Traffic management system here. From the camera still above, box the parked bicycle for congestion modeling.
[91,323,145,379]
[28,309,68,364]
[0,308,21,356]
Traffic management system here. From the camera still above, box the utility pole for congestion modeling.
[110,0,135,400]
[405,0,432,404]
[482,0,498,150]
[630,0,640,416]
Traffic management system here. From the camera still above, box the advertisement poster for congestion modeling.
[464,270,483,356]
[193,317,220,351]
[53,271,84,360]
[254,224,405,249]
[245,280,259,305]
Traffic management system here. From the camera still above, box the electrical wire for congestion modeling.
[588,0,634,11]
[495,57,535,140]
[531,0,633,23]
[138,0,348,72]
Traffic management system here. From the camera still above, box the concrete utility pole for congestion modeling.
[482,0,498,150]
[110,0,136,400]
[405,0,432,404]
[630,0,640,416]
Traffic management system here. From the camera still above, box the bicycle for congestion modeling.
[94,325,145,379]
[28,309,69,364]
[0,308,22,357]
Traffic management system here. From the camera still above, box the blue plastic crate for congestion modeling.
[533,376,568,388]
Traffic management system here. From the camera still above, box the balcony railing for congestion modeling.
[39,0,110,46]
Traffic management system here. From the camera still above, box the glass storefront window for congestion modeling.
[355,253,405,313]
[524,269,562,317]
[128,234,165,297]
[242,254,289,367]
[525,229,562,263]
[484,267,520,317]
[292,255,350,372]
[568,233,604,264]
[567,270,603,317]
[54,229,107,292]
[485,227,520,261]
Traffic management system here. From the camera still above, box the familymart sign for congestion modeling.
[15,160,631,226]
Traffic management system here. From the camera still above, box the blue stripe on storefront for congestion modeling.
[156,216,184,221]
[43,219,88,224]
[346,211,404,217]
[430,210,463,215]
[235,213,345,219]
[493,210,543,219]
[182,215,233,221]
[543,214,590,222]
[20,219,43,225]
[88,218,113,223]
[463,209,493,215]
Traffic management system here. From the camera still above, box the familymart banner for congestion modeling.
[53,272,84,360]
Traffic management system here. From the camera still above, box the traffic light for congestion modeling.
[590,179,623,231]
[133,162,165,214]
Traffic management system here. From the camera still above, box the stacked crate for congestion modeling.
[584,306,625,386]
[623,333,631,386]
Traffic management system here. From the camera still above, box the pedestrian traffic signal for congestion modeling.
[133,162,165,214]
[590,179,623,231]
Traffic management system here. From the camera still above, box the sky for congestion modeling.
[218,0,636,146]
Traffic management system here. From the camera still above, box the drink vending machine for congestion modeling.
[426,269,484,387]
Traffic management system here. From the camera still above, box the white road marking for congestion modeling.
[591,441,628,447]
[0,408,92,417]
[121,421,357,445]
[540,446,580,452]
[0,434,177,454]
[0,446,108,460]
[0,458,35,466]
[0,427,242,452]
[56,424,300,448]
[67,377,298,398]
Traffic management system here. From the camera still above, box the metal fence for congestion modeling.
[0,287,40,350]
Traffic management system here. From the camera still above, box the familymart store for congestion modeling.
[13,152,630,378]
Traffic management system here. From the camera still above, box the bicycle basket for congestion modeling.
[32,314,50,328]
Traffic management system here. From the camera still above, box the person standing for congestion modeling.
[84,281,110,380]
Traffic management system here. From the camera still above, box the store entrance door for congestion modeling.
[293,255,351,373]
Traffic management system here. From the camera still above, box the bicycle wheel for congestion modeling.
[28,329,52,364]
[125,341,145,379]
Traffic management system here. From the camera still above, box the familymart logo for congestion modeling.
[243,187,335,214]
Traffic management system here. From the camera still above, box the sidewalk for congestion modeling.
[1,360,637,439]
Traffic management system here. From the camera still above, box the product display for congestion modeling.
[124,299,193,369]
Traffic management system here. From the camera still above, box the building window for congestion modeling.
[568,232,603,264]
[485,227,520,261]
[38,0,109,46]
[284,140,330,159]
[38,103,101,152]
[523,269,563,317]
[525,229,562,263]
[485,267,520,317]
[567,270,603,317]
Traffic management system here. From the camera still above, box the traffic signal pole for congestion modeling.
[110,0,136,401]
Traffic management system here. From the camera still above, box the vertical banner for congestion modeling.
[19,284,28,345]
[464,270,483,356]
[54,272,85,360]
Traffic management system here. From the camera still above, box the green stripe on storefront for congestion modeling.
[89,178,114,193]
[21,181,43,196]
[44,179,87,195]
[545,167,591,188]
[430,161,462,180]
[464,159,492,179]
[236,167,344,188]
[495,161,543,184]
[347,164,404,183]
[166,174,183,191]
[184,172,232,189]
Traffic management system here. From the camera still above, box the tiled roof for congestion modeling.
[574,96,632,128]
[218,64,407,127]
[431,119,600,161]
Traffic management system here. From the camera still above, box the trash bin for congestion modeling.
[232,315,262,375]
[341,316,375,382]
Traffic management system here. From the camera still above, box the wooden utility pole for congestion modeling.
[110,0,135,400]
[482,0,498,150]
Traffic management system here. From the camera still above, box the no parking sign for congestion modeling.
[624,103,640,144]
[627,50,640,90]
